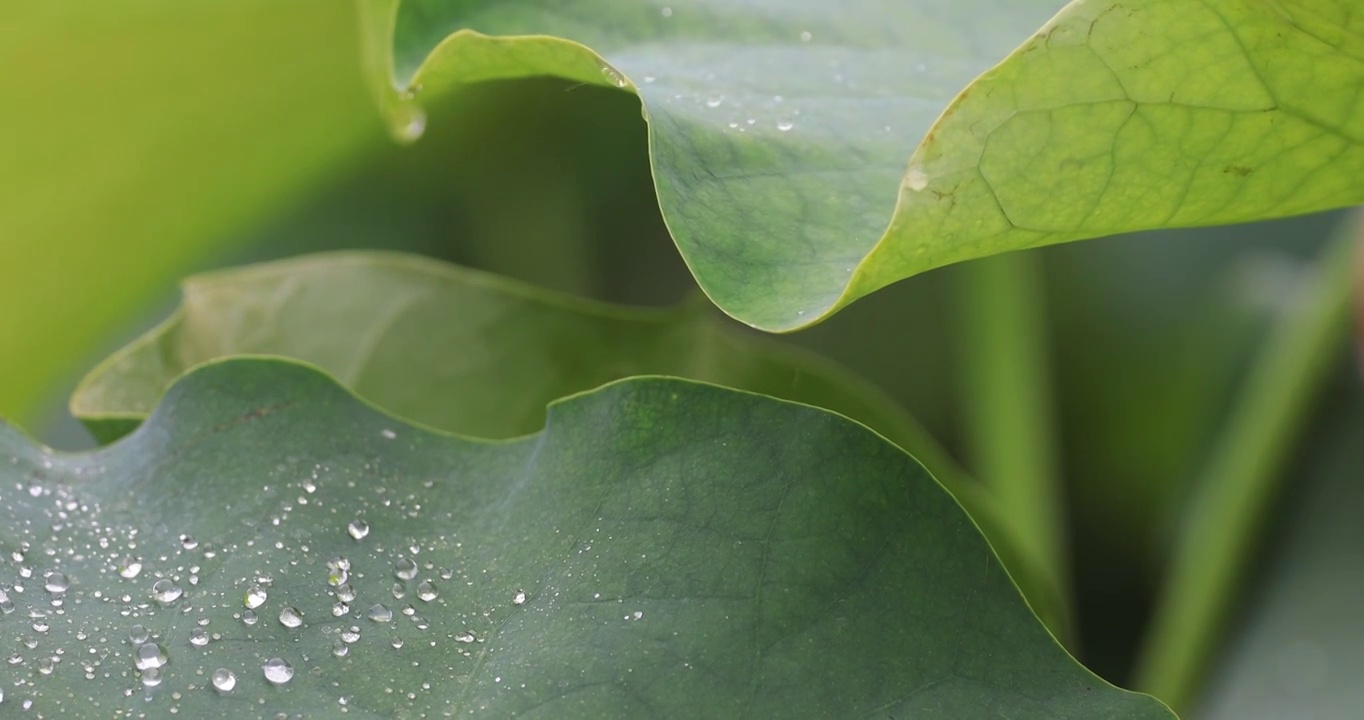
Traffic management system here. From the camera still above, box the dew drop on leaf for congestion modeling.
[366,604,393,623]
[416,580,438,602]
[117,557,142,579]
[262,657,294,685]
[278,606,303,628]
[346,520,370,540]
[211,668,236,693]
[134,642,167,671]
[244,585,267,609]
[151,578,182,604]
[394,557,419,580]
[42,571,68,593]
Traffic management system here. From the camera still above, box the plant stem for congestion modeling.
[958,251,1071,643]
[1133,211,1362,711]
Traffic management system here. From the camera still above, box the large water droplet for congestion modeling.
[417,580,438,602]
[128,624,149,644]
[340,627,361,644]
[151,579,182,604]
[512,590,528,606]
[141,667,163,687]
[117,557,143,579]
[335,584,357,603]
[389,103,426,144]
[179,534,199,550]
[600,65,628,88]
[366,604,393,623]
[279,607,303,628]
[134,642,168,670]
[211,668,236,693]
[455,631,476,643]
[43,571,68,593]
[242,610,258,626]
[332,641,349,657]
[189,628,209,647]
[346,520,370,540]
[332,602,350,617]
[262,658,294,685]
[393,557,419,581]
[777,121,795,132]
[244,585,267,609]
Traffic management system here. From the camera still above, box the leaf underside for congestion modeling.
[368,0,1364,331]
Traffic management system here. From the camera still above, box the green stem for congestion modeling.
[957,251,1071,643]
[1133,211,1361,711]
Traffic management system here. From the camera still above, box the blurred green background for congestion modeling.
[3,3,1359,713]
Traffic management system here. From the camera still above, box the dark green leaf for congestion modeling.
[0,359,1170,717]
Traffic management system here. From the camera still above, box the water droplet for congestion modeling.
[118,557,143,579]
[416,581,438,602]
[43,571,68,593]
[327,556,351,572]
[777,121,794,132]
[346,520,370,540]
[366,604,393,623]
[600,65,628,88]
[37,657,54,675]
[179,534,198,550]
[211,668,236,693]
[278,607,303,628]
[244,585,267,609]
[262,658,294,685]
[151,579,182,604]
[242,610,258,626]
[335,584,357,603]
[331,641,349,657]
[6,654,21,665]
[705,96,724,108]
[905,166,929,192]
[390,637,404,649]
[391,583,406,599]
[340,627,361,644]
[389,104,426,144]
[128,624,149,644]
[189,628,209,647]
[332,602,350,617]
[380,428,398,440]
[800,30,813,42]
[660,6,672,17]
[455,631,476,643]
[393,557,419,581]
[141,667,163,687]
[134,642,168,670]
[512,590,527,606]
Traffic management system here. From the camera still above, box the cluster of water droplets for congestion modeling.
[0,441,558,715]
